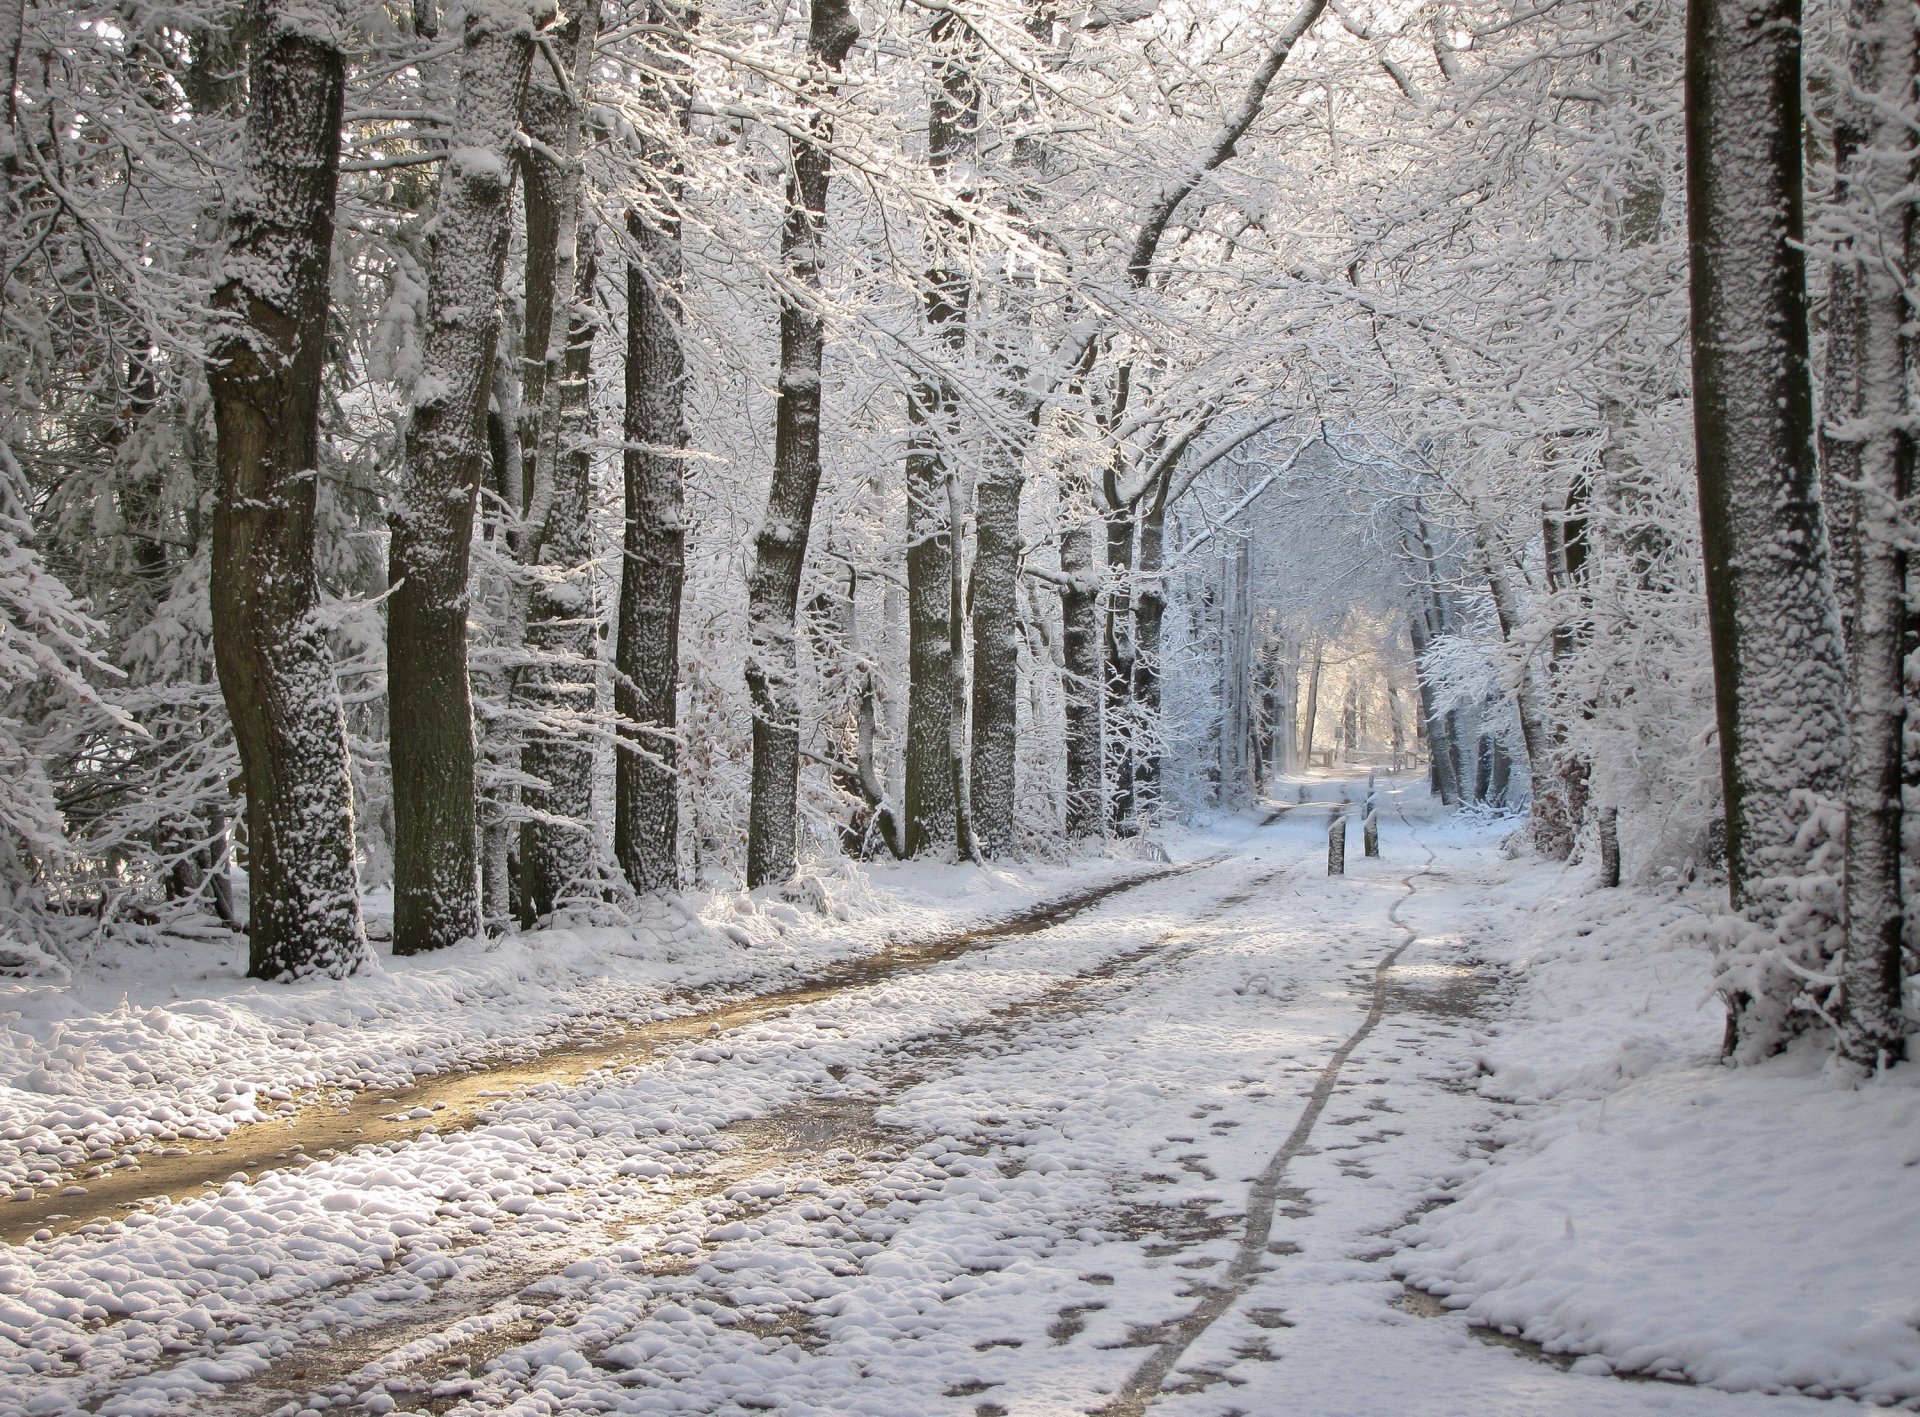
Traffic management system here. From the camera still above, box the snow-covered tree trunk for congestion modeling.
[1482,540,1574,858]
[743,0,859,888]
[206,0,370,980]
[1061,489,1104,836]
[902,17,975,860]
[1834,0,1914,1072]
[1407,610,1460,806]
[518,241,600,918]
[1300,640,1322,768]
[1132,491,1168,819]
[388,0,544,954]
[514,3,599,920]
[1103,507,1136,828]
[1685,0,1850,1058]
[615,0,696,897]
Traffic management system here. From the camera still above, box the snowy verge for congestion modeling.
[1396,844,1920,1404]
[0,825,1237,1195]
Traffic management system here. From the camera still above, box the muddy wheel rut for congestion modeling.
[6,855,1241,1247]
[101,854,1303,1417]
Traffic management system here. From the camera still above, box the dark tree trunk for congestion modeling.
[744,0,859,888]
[387,0,541,953]
[1834,0,1913,1071]
[1300,642,1323,768]
[969,433,1021,854]
[1407,612,1459,806]
[207,0,369,980]
[1103,507,1136,829]
[507,2,598,922]
[1133,492,1168,817]
[518,239,600,918]
[905,402,958,855]
[1686,0,1850,1057]
[904,14,977,859]
[1061,500,1103,836]
[615,2,697,896]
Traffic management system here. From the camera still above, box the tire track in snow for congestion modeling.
[5,851,1251,1248]
[59,821,1306,1416]
[1098,803,1438,1416]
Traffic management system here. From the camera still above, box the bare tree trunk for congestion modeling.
[1061,492,1104,836]
[503,2,598,922]
[1133,492,1168,819]
[1481,544,1574,859]
[744,0,859,888]
[1103,507,1136,829]
[1835,0,1913,1072]
[903,14,977,859]
[1686,0,1850,1058]
[970,431,1021,854]
[1300,641,1323,768]
[518,238,600,918]
[207,0,369,980]
[387,0,543,953]
[616,1,697,896]
[1407,612,1459,806]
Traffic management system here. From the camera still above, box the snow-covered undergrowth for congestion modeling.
[1398,843,1920,1404]
[0,843,1175,1194]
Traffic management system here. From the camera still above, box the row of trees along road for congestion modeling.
[0,1,1914,1070]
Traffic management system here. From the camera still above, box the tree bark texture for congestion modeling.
[1834,0,1913,1071]
[616,1,696,896]
[904,395,958,856]
[1102,507,1137,829]
[1408,611,1460,806]
[1060,492,1105,835]
[1132,492,1168,818]
[744,0,859,888]
[506,1,598,922]
[388,0,542,954]
[1685,0,1851,1057]
[207,0,370,980]
[518,240,600,918]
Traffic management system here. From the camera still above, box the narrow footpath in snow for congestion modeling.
[3,776,1913,1416]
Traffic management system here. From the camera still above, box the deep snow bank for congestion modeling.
[1397,834,1920,1404]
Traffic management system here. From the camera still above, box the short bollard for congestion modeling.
[1364,772,1380,858]
[1328,809,1347,876]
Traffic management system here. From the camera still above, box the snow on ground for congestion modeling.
[0,843,1181,1196]
[1,778,1914,1415]
[1396,816,1920,1406]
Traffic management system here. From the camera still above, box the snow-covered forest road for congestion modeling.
[7,777,1907,1417]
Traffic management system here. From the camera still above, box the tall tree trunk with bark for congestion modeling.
[501,1,597,922]
[388,0,543,954]
[969,386,1024,856]
[903,14,977,859]
[616,1,697,896]
[1132,491,1168,816]
[743,0,859,888]
[1061,487,1104,834]
[1834,0,1914,1071]
[207,0,369,980]
[517,238,600,918]
[1103,507,1136,828]
[1407,612,1460,806]
[1300,641,1322,768]
[1685,0,1850,1058]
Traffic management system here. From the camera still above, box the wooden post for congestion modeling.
[1328,808,1346,876]
[1364,772,1380,858]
